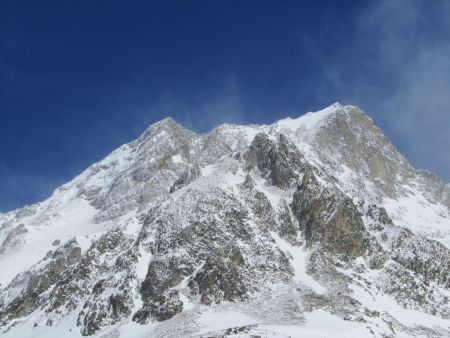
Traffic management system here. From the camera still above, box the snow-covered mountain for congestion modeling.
[1,103,449,337]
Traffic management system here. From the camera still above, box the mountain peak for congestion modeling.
[2,103,450,338]
[329,101,344,108]
[144,116,178,131]
[137,116,195,143]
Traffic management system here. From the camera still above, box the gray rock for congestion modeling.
[292,172,365,258]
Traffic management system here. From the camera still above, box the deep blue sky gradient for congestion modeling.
[1,0,449,211]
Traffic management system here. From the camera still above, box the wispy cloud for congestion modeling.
[316,0,450,181]
[133,72,246,133]
[367,0,450,181]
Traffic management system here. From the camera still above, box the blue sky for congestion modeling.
[1,0,449,212]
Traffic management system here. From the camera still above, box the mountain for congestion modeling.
[1,103,449,337]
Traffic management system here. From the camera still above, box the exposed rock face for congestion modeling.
[1,103,450,337]
[292,172,365,258]
[445,184,450,207]
[310,106,413,198]
[188,246,248,306]
[244,133,306,189]
[391,229,450,288]
[132,256,189,323]
[415,169,450,208]
[0,240,81,323]
[86,117,197,222]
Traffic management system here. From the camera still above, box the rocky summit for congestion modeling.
[1,103,450,337]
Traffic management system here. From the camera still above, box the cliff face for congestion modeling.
[1,103,449,337]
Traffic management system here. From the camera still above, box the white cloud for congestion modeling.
[319,0,450,181]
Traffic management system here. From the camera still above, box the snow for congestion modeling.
[384,187,450,248]
[351,279,450,329]
[178,292,195,311]
[259,310,370,338]
[135,248,152,280]
[211,124,268,152]
[197,159,246,192]
[2,309,83,338]
[121,209,141,236]
[0,197,99,286]
[254,176,288,208]
[270,232,326,293]
[171,154,183,164]
[197,310,258,334]
[273,102,341,134]
[201,164,216,176]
